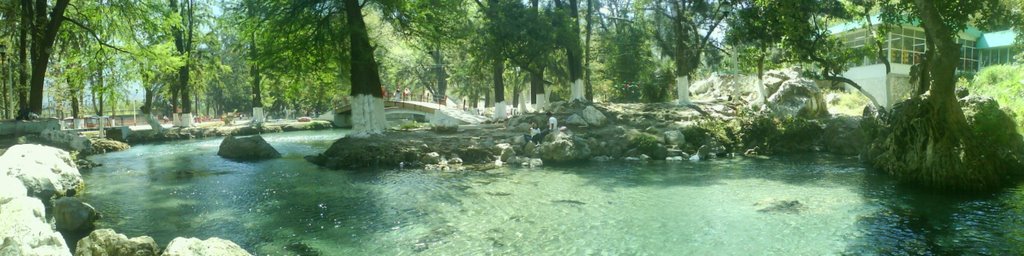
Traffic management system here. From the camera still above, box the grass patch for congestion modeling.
[826,90,869,116]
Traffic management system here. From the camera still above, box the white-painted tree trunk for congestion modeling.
[676,76,691,105]
[179,113,194,127]
[519,90,529,113]
[350,94,387,137]
[172,113,181,127]
[74,119,84,129]
[756,77,767,106]
[534,93,548,112]
[570,79,585,101]
[252,107,265,125]
[145,114,163,133]
[494,101,507,120]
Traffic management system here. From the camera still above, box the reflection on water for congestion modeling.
[81,130,1024,255]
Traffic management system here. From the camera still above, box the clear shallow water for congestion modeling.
[81,130,1024,255]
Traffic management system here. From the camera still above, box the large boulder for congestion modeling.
[0,176,27,204]
[90,138,130,154]
[162,237,250,256]
[535,132,592,162]
[691,73,757,101]
[53,197,101,233]
[766,77,828,119]
[0,144,83,201]
[821,116,863,155]
[762,67,804,96]
[494,143,516,162]
[217,135,281,161]
[430,110,460,133]
[0,197,72,256]
[663,130,685,148]
[580,106,607,127]
[76,229,159,256]
[564,114,588,126]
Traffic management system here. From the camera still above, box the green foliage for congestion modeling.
[967,64,1024,134]
[629,133,661,150]
[397,121,427,130]
[827,90,870,116]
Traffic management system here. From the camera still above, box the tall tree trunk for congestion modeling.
[250,36,264,124]
[583,0,594,101]
[431,47,447,104]
[345,0,386,135]
[493,56,506,120]
[28,0,71,114]
[530,68,546,108]
[17,0,30,109]
[555,0,584,101]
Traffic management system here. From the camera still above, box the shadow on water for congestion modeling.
[841,169,1024,255]
[545,153,865,190]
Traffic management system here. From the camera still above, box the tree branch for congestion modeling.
[62,16,131,54]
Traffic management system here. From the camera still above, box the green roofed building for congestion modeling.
[831,18,1020,107]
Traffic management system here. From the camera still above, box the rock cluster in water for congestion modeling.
[217,135,282,161]
[0,144,253,255]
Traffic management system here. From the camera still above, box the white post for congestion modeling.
[676,76,691,105]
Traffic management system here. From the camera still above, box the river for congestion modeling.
[81,129,1024,255]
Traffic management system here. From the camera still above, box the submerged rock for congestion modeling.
[162,237,250,256]
[53,197,101,233]
[756,199,805,214]
[76,229,159,256]
[217,135,281,161]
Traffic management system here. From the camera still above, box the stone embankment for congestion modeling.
[0,144,253,256]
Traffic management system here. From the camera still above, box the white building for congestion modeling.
[832,19,1020,107]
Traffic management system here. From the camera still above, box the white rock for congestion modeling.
[666,156,684,161]
[76,229,159,256]
[0,197,72,256]
[0,144,83,201]
[162,237,250,256]
[0,176,28,204]
[528,158,543,167]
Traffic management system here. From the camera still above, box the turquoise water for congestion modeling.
[81,130,1024,255]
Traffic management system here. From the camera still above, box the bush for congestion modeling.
[629,133,667,159]
[967,64,1024,134]
[398,121,426,131]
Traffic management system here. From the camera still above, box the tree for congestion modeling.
[651,0,731,105]
[21,0,71,114]
[734,0,1024,190]
[552,0,586,101]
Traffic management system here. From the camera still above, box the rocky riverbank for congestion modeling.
[121,120,334,144]
[307,99,865,171]
[0,144,252,256]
